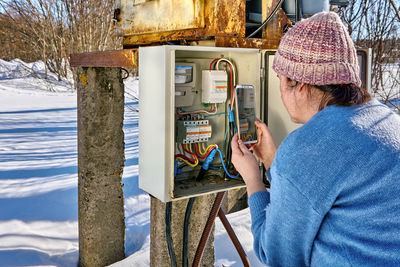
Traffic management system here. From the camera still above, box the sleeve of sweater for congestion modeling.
[248,170,324,266]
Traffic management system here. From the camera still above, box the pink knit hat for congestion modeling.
[272,12,361,87]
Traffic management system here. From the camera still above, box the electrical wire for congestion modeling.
[175,154,196,163]
[197,143,216,156]
[165,202,178,267]
[215,148,240,179]
[192,192,226,267]
[217,208,251,267]
[176,143,199,167]
[222,121,229,155]
[195,143,216,159]
[209,58,221,70]
[216,59,236,88]
[176,155,199,167]
[178,144,199,167]
[176,103,217,116]
[182,197,195,267]
[216,59,236,105]
[246,0,285,38]
[203,112,228,118]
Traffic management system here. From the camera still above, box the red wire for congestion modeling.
[181,144,197,160]
[209,58,221,70]
[194,144,216,159]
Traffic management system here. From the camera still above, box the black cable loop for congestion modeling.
[121,68,129,80]
[165,202,178,267]
[183,197,196,267]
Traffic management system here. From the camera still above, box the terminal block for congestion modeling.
[176,120,212,144]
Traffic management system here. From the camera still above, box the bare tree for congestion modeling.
[0,0,121,83]
[340,0,400,112]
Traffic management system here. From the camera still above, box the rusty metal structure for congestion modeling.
[71,0,290,68]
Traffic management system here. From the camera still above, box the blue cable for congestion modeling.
[228,105,234,122]
[215,148,240,179]
[208,166,222,170]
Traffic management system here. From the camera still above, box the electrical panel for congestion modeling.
[139,45,266,202]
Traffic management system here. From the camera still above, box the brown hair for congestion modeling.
[314,84,371,111]
[284,77,371,111]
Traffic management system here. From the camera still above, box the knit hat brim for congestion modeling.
[273,50,362,86]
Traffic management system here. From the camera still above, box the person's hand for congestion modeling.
[251,119,277,169]
[231,134,266,196]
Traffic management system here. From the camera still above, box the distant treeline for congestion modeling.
[0,0,121,81]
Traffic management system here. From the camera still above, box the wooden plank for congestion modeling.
[70,49,138,68]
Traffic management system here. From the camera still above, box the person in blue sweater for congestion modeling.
[231,12,400,266]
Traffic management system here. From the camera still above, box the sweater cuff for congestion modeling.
[248,190,270,221]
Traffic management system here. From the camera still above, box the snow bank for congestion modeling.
[0,58,73,94]
[0,58,260,267]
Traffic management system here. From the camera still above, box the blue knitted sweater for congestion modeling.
[248,99,400,266]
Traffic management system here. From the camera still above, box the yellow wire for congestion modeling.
[198,144,217,155]
[197,143,207,156]
[176,156,199,167]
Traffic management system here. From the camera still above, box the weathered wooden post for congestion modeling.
[77,67,125,266]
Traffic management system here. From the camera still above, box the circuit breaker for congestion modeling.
[139,45,266,202]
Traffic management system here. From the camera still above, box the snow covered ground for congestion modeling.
[0,59,261,267]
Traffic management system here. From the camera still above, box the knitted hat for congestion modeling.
[272,12,361,87]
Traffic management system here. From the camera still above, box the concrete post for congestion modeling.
[77,67,125,266]
[150,194,216,267]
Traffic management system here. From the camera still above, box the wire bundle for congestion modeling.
[175,144,199,167]
[194,143,216,159]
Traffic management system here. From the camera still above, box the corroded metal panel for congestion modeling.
[215,36,280,49]
[122,28,208,46]
[262,0,291,41]
[114,0,205,36]
[118,0,247,46]
[70,49,138,68]
[204,0,245,36]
